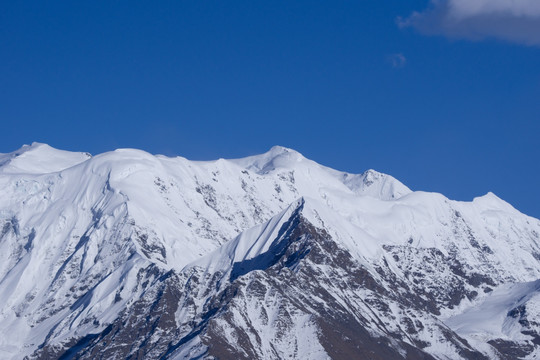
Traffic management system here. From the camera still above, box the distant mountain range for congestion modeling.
[1,143,539,359]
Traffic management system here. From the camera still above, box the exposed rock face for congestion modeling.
[1,144,540,359]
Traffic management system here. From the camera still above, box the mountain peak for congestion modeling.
[230,145,305,174]
[340,168,412,200]
[472,191,517,213]
[267,145,302,156]
[8,142,51,156]
[23,141,47,149]
[0,142,91,174]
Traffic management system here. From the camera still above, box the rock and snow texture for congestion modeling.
[0,143,540,359]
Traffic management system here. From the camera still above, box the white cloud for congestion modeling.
[399,0,540,46]
[447,0,540,19]
[388,53,407,68]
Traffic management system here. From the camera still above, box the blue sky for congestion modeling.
[1,1,539,218]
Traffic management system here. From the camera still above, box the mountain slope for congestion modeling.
[0,143,539,359]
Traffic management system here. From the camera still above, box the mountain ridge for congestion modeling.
[0,143,539,359]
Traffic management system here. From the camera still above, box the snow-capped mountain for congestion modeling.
[1,143,539,359]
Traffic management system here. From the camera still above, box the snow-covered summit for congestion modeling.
[230,145,305,174]
[230,145,411,200]
[0,142,91,174]
[472,191,517,213]
[340,168,411,200]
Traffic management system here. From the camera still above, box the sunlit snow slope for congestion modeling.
[0,143,539,360]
